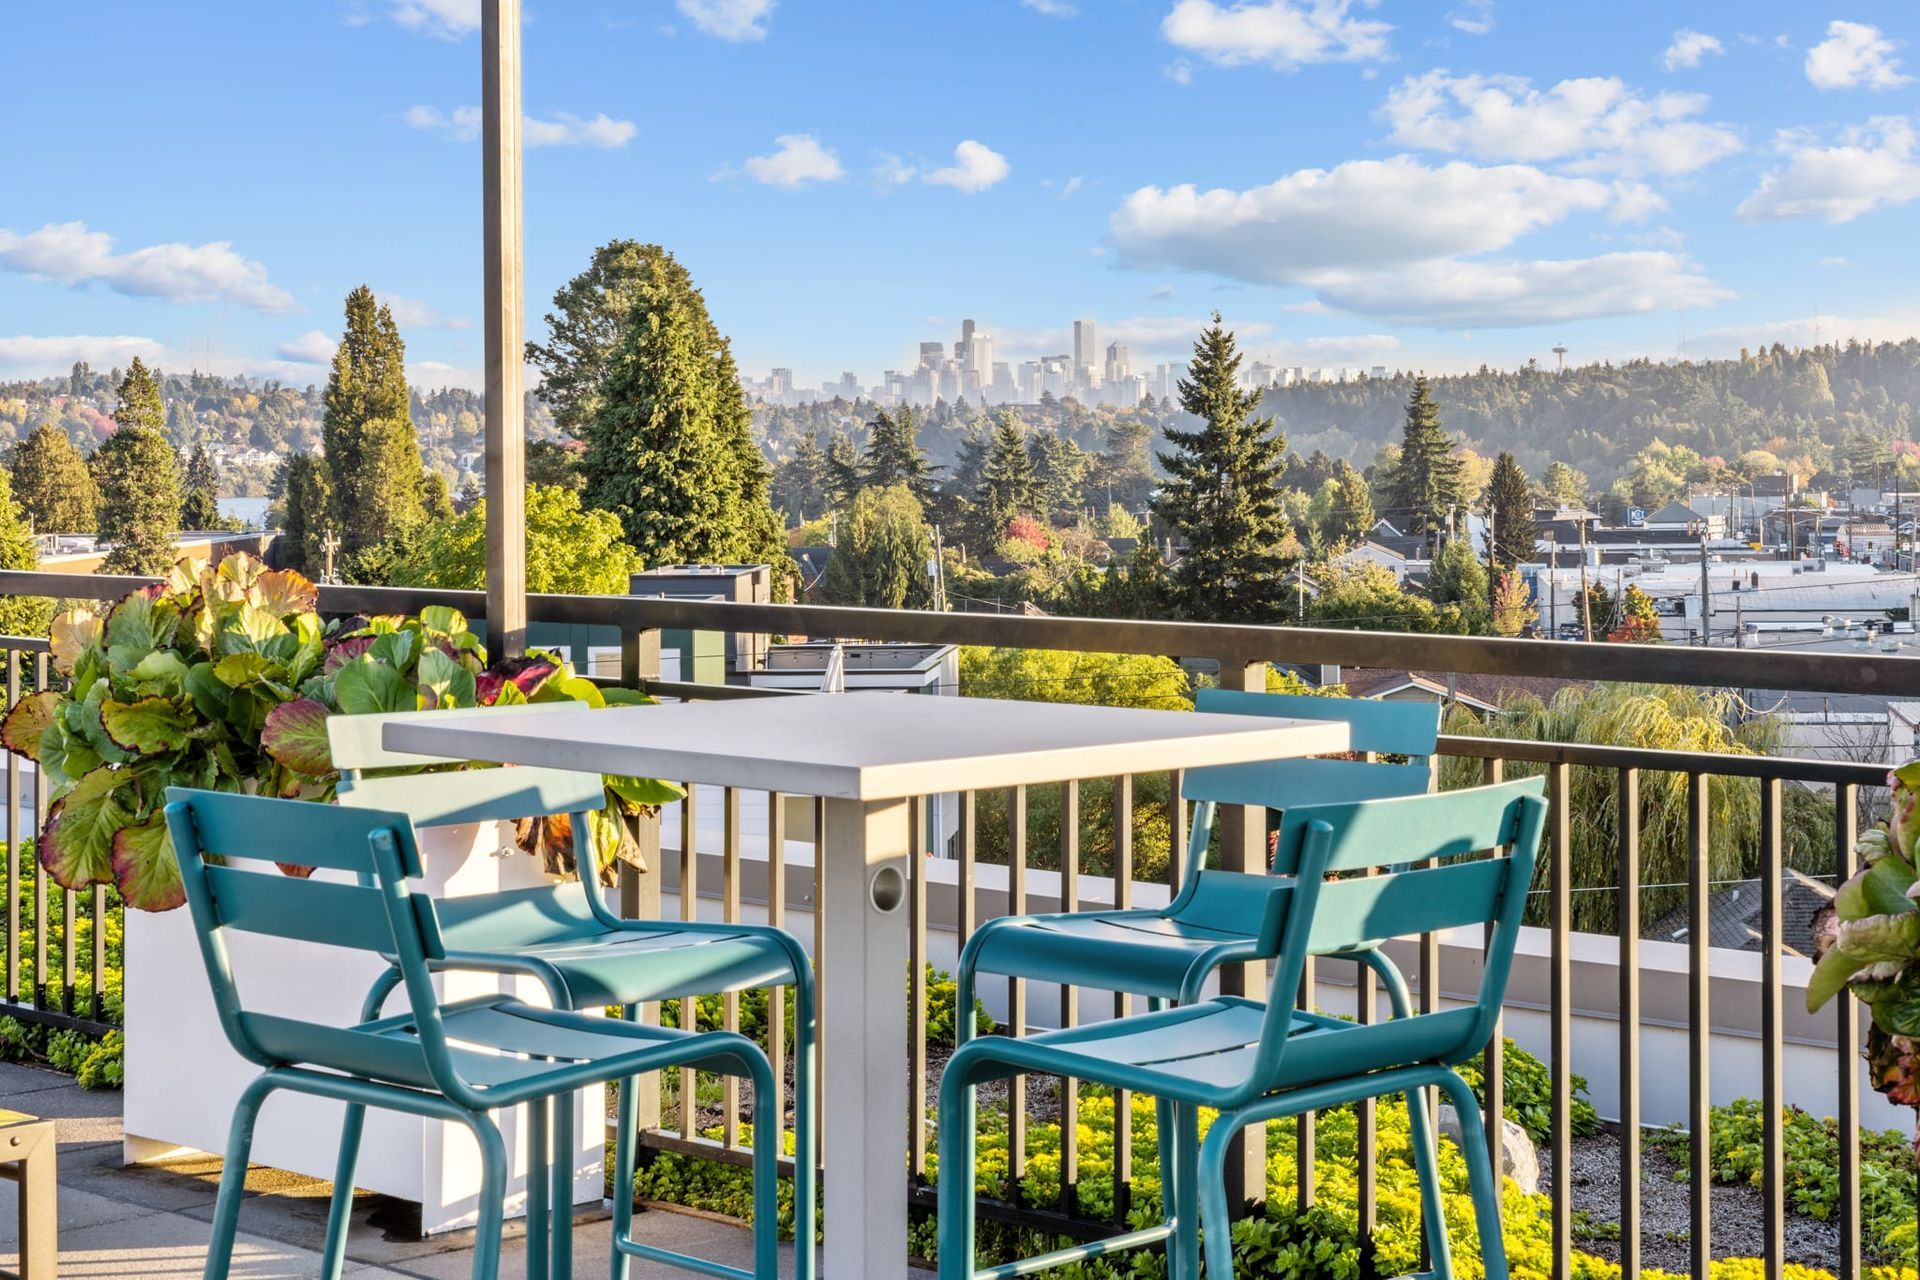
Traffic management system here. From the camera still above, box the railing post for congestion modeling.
[619,627,664,1133]
[1214,652,1267,1212]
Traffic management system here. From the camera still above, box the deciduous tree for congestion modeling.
[391,485,639,594]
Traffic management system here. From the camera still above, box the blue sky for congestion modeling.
[5,1,1920,392]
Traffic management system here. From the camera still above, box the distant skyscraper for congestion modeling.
[1073,320,1098,375]
[1105,341,1131,386]
[919,341,945,369]
[969,332,994,376]
[958,319,976,368]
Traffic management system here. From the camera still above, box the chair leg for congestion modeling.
[743,1046,781,1280]
[458,1110,510,1280]
[1437,1069,1508,1280]
[318,1102,367,1280]
[1196,1109,1244,1280]
[203,1073,277,1280]
[610,1073,639,1280]
[790,973,818,1280]
[935,1054,982,1280]
[1169,1103,1201,1280]
[528,1098,551,1280]
[1404,1084,1453,1280]
[552,1091,575,1280]
[1147,997,1176,1231]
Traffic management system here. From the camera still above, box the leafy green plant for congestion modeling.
[658,964,993,1051]
[1456,1037,1600,1144]
[1807,761,1920,1139]
[1,552,681,911]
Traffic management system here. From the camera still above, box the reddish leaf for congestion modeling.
[261,698,333,777]
[39,767,128,892]
[323,635,377,673]
[111,812,186,913]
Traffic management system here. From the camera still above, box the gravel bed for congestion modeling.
[1547,1129,1842,1274]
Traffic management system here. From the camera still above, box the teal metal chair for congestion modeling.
[936,778,1547,1280]
[328,709,816,1280]
[164,788,785,1280]
[957,691,1440,1022]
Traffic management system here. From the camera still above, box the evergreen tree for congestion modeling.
[420,470,455,521]
[278,453,333,576]
[1324,458,1376,547]
[1387,376,1465,551]
[11,423,97,533]
[773,431,827,521]
[322,286,426,560]
[180,442,222,529]
[824,432,863,510]
[455,476,484,514]
[94,362,182,574]
[1027,429,1088,516]
[1484,451,1537,570]
[1151,315,1293,623]
[556,245,784,567]
[974,411,1038,548]
[1540,461,1587,509]
[0,467,51,638]
[862,407,936,502]
[526,440,585,493]
[1429,537,1489,632]
[816,485,934,609]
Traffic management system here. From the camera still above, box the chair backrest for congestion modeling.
[164,788,483,1105]
[330,706,614,920]
[1172,691,1441,898]
[1239,778,1547,1102]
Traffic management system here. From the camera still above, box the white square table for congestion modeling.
[386,692,1349,1278]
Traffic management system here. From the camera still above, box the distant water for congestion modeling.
[218,496,272,528]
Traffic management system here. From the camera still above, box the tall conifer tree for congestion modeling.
[1152,314,1292,622]
[180,442,222,529]
[1388,375,1465,551]
[1484,451,1537,570]
[95,361,182,574]
[973,411,1038,547]
[546,244,783,567]
[322,286,425,558]
[862,407,936,502]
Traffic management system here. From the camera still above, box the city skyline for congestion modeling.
[5,3,1920,391]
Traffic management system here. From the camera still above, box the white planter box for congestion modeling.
[123,821,603,1236]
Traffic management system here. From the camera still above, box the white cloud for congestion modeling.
[275,331,336,364]
[522,113,638,148]
[1060,175,1084,197]
[1020,0,1077,15]
[0,334,166,377]
[924,140,1011,192]
[871,153,919,186]
[1302,253,1729,327]
[1608,180,1667,223]
[1282,298,1331,314]
[1820,256,1853,268]
[1737,116,1920,223]
[1448,1,1494,36]
[377,293,472,330]
[407,359,483,390]
[1160,0,1391,71]
[677,0,775,42]
[0,221,295,313]
[1806,21,1909,91]
[1109,157,1723,326]
[406,106,636,148]
[1110,156,1619,281]
[1381,71,1741,176]
[390,0,478,39]
[1663,29,1723,71]
[733,134,845,187]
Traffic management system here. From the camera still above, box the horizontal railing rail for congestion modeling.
[6,569,1916,698]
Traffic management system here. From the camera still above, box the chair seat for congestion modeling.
[434,883,803,1006]
[245,996,755,1108]
[964,996,1484,1105]
[967,910,1259,1001]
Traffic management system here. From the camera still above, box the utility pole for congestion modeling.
[1548,544,1559,638]
[1296,560,1306,623]
[1698,534,1711,647]
[320,526,340,585]
[1577,518,1593,642]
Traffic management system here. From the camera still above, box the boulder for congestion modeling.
[1435,1104,1540,1194]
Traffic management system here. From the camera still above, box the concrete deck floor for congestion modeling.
[0,1061,851,1278]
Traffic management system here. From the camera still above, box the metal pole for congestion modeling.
[1698,534,1711,646]
[1577,518,1592,642]
[483,0,528,658]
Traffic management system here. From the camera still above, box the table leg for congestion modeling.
[820,797,911,1280]
[10,1122,56,1279]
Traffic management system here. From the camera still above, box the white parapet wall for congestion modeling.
[663,789,1904,1135]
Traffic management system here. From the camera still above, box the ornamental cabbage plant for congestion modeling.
[1,552,677,912]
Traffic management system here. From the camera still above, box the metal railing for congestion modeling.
[1,567,1912,1278]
